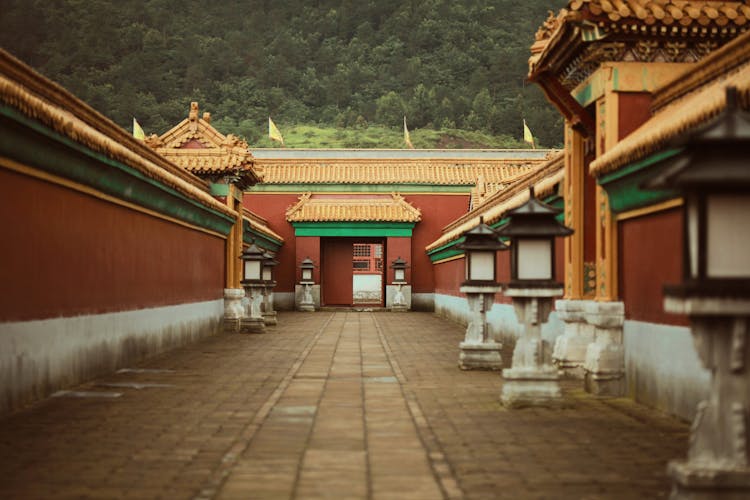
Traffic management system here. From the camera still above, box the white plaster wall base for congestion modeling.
[0,299,223,416]
[624,320,710,421]
[411,293,435,312]
[273,292,295,311]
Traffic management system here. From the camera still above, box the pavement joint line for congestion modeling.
[290,311,346,499]
[371,312,466,500]
[360,314,375,500]
[195,312,336,500]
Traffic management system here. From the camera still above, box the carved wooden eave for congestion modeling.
[528,1,749,136]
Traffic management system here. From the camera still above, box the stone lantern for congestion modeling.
[646,86,750,499]
[389,257,410,312]
[497,186,573,407]
[239,243,266,333]
[261,251,278,326]
[456,216,508,370]
[298,257,316,312]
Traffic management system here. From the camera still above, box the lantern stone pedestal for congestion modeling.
[664,296,750,499]
[241,284,266,333]
[223,288,246,333]
[501,287,563,408]
[388,283,410,312]
[298,282,316,312]
[582,301,625,396]
[459,285,503,370]
[261,284,277,326]
[552,299,592,378]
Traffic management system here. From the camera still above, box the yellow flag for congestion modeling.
[133,117,146,140]
[523,119,535,149]
[403,116,414,149]
[268,117,285,146]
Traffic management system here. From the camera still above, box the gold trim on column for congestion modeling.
[564,122,585,299]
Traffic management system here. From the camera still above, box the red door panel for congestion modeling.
[322,238,353,305]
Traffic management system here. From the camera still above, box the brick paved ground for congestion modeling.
[0,312,688,499]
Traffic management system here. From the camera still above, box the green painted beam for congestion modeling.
[292,221,414,237]
[0,106,235,235]
[597,149,682,213]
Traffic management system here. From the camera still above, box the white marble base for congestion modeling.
[669,461,750,499]
[501,366,563,408]
[240,316,266,334]
[459,342,503,370]
[262,311,278,326]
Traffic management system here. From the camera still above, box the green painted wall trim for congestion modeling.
[430,247,464,262]
[242,221,283,252]
[249,183,472,193]
[0,106,235,235]
[210,182,230,196]
[597,149,682,213]
[292,221,415,237]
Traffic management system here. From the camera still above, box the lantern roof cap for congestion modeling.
[240,243,265,259]
[300,257,315,267]
[496,187,573,237]
[390,256,408,268]
[457,216,508,251]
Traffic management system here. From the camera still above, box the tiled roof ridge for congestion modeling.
[254,160,543,186]
[653,28,750,110]
[0,50,235,219]
[427,152,565,252]
[569,1,750,24]
[284,192,422,223]
[0,49,209,192]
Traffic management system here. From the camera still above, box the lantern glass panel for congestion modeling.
[244,260,261,280]
[687,197,699,279]
[469,250,495,281]
[302,268,313,281]
[517,239,552,280]
[706,194,750,277]
[395,268,405,281]
[263,266,272,281]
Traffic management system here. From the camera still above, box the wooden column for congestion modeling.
[595,95,619,301]
[564,121,585,299]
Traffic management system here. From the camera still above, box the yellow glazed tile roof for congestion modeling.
[568,0,750,25]
[591,31,750,177]
[148,102,259,184]
[0,49,235,219]
[426,153,565,252]
[285,193,421,223]
[242,208,284,243]
[255,159,546,186]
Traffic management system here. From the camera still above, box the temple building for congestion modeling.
[2,2,750,459]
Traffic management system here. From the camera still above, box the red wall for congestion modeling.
[0,169,225,322]
[244,193,300,292]
[295,236,321,283]
[619,92,653,140]
[386,236,411,283]
[618,208,687,325]
[405,194,470,293]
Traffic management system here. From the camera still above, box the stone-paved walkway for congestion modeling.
[0,312,688,499]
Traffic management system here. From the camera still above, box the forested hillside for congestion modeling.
[0,0,567,147]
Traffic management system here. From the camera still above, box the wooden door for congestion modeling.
[321,238,353,305]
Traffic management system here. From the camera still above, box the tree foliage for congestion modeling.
[0,0,566,147]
